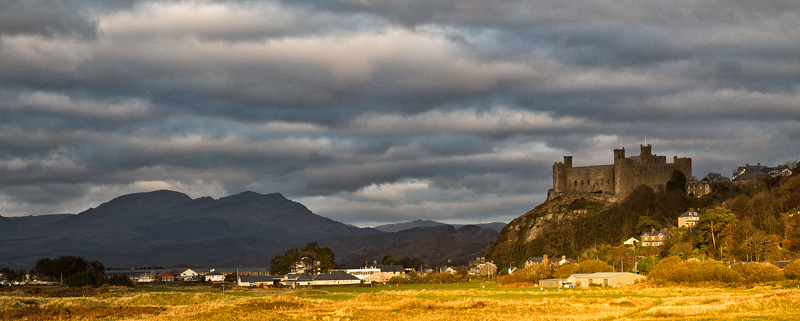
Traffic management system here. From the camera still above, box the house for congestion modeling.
[623,237,639,246]
[158,272,175,282]
[311,271,362,286]
[686,177,711,197]
[176,268,200,281]
[105,269,173,282]
[443,266,458,274]
[640,229,671,247]
[204,270,225,282]
[678,210,700,229]
[525,255,549,268]
[732,163,792,185]
[356,263,406,283]
[238,275,282,287]
[469,262,497,276]
[283,273,315,288]
[539,278,569,288]
[549,255,576,270]
[334,267,382,280]
[565,272,646,287]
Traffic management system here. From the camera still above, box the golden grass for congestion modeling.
[2,285,800,320]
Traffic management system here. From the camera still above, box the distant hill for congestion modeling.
[322,224,499,267]
[7,214,72,227]
[373,219,507,233]
[0,190,380,269]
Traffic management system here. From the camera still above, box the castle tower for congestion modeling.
[614,148,625,160]
[640,144,652,156]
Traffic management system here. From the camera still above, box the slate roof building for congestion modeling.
[566,272,645,287]
[678,210,701,230]
[640,229,671,247]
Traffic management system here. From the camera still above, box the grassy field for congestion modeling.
[3,282,800,320]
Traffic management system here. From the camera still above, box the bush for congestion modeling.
[783,259,800,280]
[732,263,784,284]
[649,257,740,285]
[574,260,614,273]
[500,264,551,285]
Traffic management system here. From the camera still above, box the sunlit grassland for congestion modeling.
[3,283,800,320]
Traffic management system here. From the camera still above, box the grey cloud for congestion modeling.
[0,0,97,38]
[0,0,798,226]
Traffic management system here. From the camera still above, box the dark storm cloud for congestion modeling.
[0,0,97,38]
[0,0,798,224]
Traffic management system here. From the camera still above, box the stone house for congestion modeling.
[566,272,646,287]
[640,229,671,247]
[678,210,700,229]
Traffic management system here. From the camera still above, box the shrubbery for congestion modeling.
[784,259,800,280]
[647,256,792,285]
[500,264,551,285]
[649,256,740,285]
[732,263,784,284]
[390,271,468,284]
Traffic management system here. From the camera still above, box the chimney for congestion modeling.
[757,163,761,169]
[651,228,655,233]
[543,254,548,260]
[562,255,566,260]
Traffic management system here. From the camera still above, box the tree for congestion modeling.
[699,206,737,256]
[574,260,614,273]
[783,259,800,279]
[224,272,238,283]
[107,274,133,287]
[301,242,337,274]
[32,256,104,285]
[636,256,660,275]
[666,170,687,193]
[703,172,727,184]
[382,255,400,266]
[270,246,301,275]
[0,267,16,283]
[399,257,424,271]
[638,216,663,231]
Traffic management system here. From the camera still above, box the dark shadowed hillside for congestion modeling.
[373,219,507,233]
[0,190,379,269]
[322,224,499,267]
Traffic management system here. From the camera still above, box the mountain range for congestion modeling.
[0,190,501,270]
[372,219,506,233]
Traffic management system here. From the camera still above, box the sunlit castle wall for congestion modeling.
[549,145,691,202]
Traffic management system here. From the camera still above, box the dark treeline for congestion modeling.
[2,255,132,287]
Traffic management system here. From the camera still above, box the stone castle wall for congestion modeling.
[550,144,691,201]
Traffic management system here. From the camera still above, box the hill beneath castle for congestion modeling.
[485,172,800,269]
[484,186,692,269]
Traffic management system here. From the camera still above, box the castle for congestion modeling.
[548,144,691,202]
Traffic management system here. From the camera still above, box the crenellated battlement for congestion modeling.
[548,145,691,201]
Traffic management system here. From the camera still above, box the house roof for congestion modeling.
[571,272,625,278]
[679,210,700,218]
[526,256,546,264]
[732,169,768,181]
[285,273,314,281]
[239,275,280,283]
[313,271,360,281]
[641,230,670,237]
[214,267,270,273]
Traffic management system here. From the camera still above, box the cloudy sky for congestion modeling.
[1,0,798,226]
